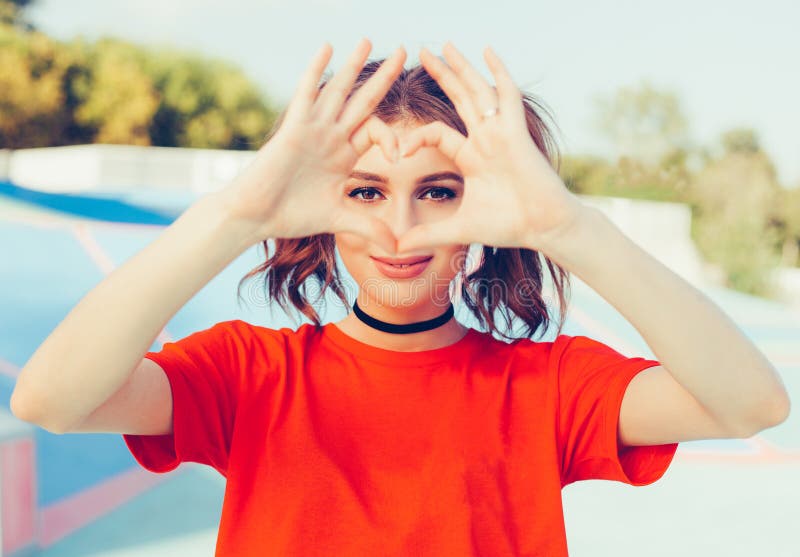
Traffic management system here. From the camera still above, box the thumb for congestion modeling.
[396,218,462,254]
[333,208,398,255]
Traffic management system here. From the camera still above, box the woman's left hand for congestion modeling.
[395,43,586,255]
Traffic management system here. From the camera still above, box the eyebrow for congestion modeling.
[349,170,464,185]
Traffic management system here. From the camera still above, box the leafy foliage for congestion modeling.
[0,22,277,149]
[0,0,36,29]
[568,78,799,297]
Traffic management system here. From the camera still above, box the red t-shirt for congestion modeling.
[123,320,678,556]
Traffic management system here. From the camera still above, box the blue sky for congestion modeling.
[27,0,800,188]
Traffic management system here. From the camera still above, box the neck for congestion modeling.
[334,300,468,352]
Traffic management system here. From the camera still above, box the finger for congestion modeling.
[396,217,465,254]
[441,42,499,117]
[337,46,407,134]
[399,121,466,160]
[283,43,333,126]
[333,209,398,255]
[418,47,480,129]
[483,46,525,120]
[314,38,372,123]
[350,116,399,163]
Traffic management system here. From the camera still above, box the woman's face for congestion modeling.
[334,120,468,319]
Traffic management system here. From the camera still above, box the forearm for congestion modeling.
[11,191,257,432]
[535,202,790,433]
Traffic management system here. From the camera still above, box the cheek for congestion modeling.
[435,246,470,277]
[335,232,369,254]
[334,232,371,275]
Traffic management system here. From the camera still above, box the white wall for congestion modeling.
[569,195,711,287]
[0,149,11,179]
[772,267,800,310]
[5,144,256,195]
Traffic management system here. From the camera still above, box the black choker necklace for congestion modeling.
[352,300,454,334]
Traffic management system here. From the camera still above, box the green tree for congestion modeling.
[588,80,694,201]
[0,25,278,149]
[71,38,160,145]
[559,148,691,202]
[593,79,691,166]
[589,82,790,297]
[687,128,784,295]
[140,47,277,149]
[559,154,615,196]
[0,22,74,147]
[0,0,35,29]
[721,128,760,155]
[774,186,800,267]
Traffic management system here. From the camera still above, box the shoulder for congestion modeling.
[548,334,639,369]
[483,332,623,374]
[187,319,311,361]
[472,330,565,371]
[208,321,324,384]
[235,320,325,356]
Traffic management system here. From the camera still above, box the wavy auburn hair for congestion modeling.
[237,57,572,341]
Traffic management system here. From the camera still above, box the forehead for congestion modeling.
[352,121,461,180]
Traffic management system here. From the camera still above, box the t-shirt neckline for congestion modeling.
[321,322,481,366]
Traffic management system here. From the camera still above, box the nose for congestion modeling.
[383,198,419,244]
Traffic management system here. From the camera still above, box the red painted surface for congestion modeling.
[39,467,171,547]
[2,437,37,555]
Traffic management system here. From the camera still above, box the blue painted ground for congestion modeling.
[2,181,798,556]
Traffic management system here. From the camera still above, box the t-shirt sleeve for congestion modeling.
[123,319,250,477]
[554,334,679,487]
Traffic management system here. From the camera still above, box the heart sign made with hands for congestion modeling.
[394,43,586,257]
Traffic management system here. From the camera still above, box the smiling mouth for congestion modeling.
[370,256,434,278]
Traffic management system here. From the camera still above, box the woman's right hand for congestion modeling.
[218,38,407,255]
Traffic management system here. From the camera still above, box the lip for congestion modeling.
[371,256,433,279]
[371,255,434,265]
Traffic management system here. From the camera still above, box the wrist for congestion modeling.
[531,202,606,266]
[190,189,266,252]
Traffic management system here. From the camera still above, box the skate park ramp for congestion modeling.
[1,180,798,556]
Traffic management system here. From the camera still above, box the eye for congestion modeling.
[348,187,383,202]
[423,187,457,201]
[347,186,457,203]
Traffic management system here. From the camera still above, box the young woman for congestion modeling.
[11,39,790,556]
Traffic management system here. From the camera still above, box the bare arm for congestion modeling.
[10,192,256,434]
[535,204,791,435]
[11,39,408,436]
